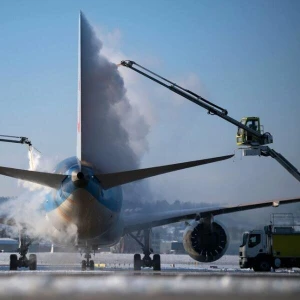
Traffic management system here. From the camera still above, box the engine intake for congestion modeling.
[183,220,229,262]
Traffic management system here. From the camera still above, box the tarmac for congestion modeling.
[0,253,299,299]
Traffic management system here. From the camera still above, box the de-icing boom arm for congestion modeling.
[120,60,272,146]
[119,60,300,183]
[0,135,32,147]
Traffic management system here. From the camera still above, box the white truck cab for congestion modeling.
[239,230,271,271]
[239,216,300,272]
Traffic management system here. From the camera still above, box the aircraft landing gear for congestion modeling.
[130,228,161,271]
[80,245,95,271]
[9,229,37,271]
[9,254,18,270]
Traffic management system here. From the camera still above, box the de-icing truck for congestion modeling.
[239,214,300,271]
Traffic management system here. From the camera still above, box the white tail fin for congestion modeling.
[76,12,82,160]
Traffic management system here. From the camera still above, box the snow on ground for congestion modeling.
[0,253,239,269]
[0,253,299,273]
[0,273,299,300]
[0,253,299,299]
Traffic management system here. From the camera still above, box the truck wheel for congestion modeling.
[259,260,271,272]
[252,265,260,272]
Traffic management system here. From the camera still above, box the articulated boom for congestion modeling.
[119,60,300,183]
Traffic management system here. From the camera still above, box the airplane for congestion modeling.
[0,12,300,271]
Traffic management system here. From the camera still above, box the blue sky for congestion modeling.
[0,0,300,206]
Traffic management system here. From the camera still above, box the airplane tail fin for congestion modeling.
[95,154,234,189]
[76,11,82,160]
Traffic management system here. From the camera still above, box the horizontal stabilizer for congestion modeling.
[0,166,66,189]
[96,154,234,189]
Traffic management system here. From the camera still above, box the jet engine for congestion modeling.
[183,219,229,262]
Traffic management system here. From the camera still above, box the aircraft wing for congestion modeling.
[123,196,300,233]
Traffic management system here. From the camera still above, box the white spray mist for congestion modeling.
[80,14,152,204]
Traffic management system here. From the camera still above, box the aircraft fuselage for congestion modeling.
[44,156,124,247]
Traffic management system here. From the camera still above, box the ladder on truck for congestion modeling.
[119,60,300,183]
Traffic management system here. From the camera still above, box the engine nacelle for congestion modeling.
[183,219,229,262]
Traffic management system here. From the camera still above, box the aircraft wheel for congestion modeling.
[29,254,37,270]
[134,254,142,271]
[9,254,18,271]
[81,260,87,271]
[153,254,161,271]
[89,260,95,270]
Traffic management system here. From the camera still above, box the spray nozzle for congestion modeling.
[20,137,32,146]
[120,60,135,68]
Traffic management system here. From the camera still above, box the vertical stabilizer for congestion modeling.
[77,12,141,173]
[76,12,82,160]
